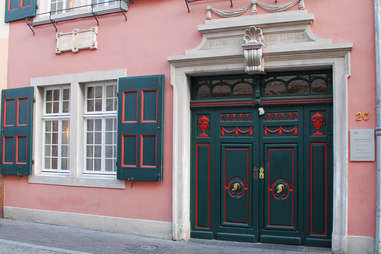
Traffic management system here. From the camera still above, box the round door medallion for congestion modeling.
[227,177,246,198]
[271,179,291,200]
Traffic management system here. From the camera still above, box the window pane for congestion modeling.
[87,100,94,112]
[232,83,253,96]
[46,90,53,101]
[95,99,102,111]
[45,146,51,157]
[94,146,101,157]
[53,90,60,101]
[63,89,70,100]
[197,85,210,98]
[106,99,113,111]
[87,119,93,131]
[63,102,69,113]
[95,133,101,144]
[105,146,112,157]
[95,119,102,131]
[264,81,287,96]
[105,159,113,172]
[94,159,101,171]
[61,158,68,170]
[105,119,113,130]
[106,132,113,144]
[45,133,51,143]
[106,85,114,98]
[95,87,102,99]
[87,133,94,144]
[52,158,58,169]
[288,80,309,95]
[86,146,93,157]
[52,145,58,156]
[53,102,59,113]
[87,159,93,171]
[212,84,231,97]
[46,102,52,114]
[52,133,58,144]
[311,79,328,94]
[62,146,68,157]
[87,87,94,99]
[45,158,51,169]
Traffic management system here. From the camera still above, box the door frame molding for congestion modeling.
[168,11,352,253]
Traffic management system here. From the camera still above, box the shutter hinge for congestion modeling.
[33,98,36,103]
[32,160,34,165]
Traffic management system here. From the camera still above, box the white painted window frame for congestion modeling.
[83,82,117,175]
[29,69,127,189]
[42,86,70,174]
[49,0,68,14]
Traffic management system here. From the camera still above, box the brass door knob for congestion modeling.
[276,184,285,194]
[231,183,241,192]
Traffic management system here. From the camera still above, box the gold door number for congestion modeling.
[355,112,370,121]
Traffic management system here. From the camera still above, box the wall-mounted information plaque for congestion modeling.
[350,129,375,161]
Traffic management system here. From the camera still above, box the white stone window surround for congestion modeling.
[168,11,352,253]
[33,0,128,26]
[29,69,126,189]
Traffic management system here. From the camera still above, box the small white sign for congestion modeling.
[350,129,375,161]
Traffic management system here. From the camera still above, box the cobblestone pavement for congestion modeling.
[0,219,331,254]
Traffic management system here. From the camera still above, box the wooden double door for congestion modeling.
[191,104,332,247]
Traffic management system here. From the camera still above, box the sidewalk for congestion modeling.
[0,219,331,254]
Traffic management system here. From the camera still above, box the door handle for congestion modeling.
[259,167,264,180]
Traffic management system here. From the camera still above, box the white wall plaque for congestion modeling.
[56,27,98,54]
[350,129,375,161]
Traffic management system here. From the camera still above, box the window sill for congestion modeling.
[28,175,126,189]
[32,2,128,26]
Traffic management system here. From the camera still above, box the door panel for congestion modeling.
[264,144,297,230]
[221,144,252,226]
[303,105,333,247]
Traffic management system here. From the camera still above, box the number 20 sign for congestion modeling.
[355,112,370,121]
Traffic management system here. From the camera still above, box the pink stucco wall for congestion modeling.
[5,0,377,236]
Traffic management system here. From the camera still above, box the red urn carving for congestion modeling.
[198,115,210,137]
[312,112,324,136]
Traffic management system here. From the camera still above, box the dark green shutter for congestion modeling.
[117,75,164,181]
[5,0,36,23]
[0,87,34,175]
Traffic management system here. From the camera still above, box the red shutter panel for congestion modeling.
[117,75,164,181]
[5,0,36,23]
[0,87,34,175]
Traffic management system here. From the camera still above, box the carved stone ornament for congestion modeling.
[56,27,98,54]
[242,26,265,74]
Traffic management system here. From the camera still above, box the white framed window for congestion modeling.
[42,87,70,173]
[84,82,117,175]
[29,69,126,189]
[91,0,109,7]
[50,0,67,14]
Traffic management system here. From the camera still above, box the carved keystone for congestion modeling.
[242,26,265,74]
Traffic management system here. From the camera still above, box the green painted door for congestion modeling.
[190,71,333,247]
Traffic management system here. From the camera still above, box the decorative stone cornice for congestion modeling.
[168,11,353,68]
[242,26,264,74]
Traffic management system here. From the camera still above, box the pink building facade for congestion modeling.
[1,0,377,253]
